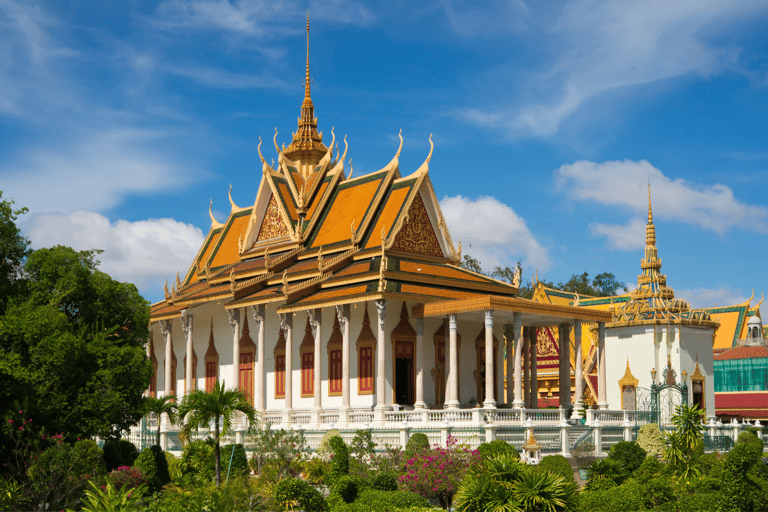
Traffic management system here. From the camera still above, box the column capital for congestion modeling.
[375,299,386,328]
[251,304,265,326]
[485,309,493,324]
[160,319,172,337]
[180,310,193,335]
[336,304,350,328]
[414,315,424,336]
[280,312,293,332]
[308,308,322,339]
[227,308,240,331]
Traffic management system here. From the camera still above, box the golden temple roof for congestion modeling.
[149,22,518,323]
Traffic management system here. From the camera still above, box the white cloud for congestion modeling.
[23,211,205,300]
[460,0,768,138]
[150,0,374,37]
[439,195,550,274]
[2,128,198,215]
[589,218,646,251]
[554,159,768,245]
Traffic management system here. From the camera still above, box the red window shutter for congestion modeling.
[329,349,342,394]
[275,354,285,398]
[302,352,314,396]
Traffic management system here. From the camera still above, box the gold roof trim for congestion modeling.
[618,358,639,388]
[690,357,705,381]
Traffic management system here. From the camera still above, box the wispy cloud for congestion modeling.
[459,0,768,138]
[440,195,550,274]
[150,0,374,37]
[554,159,768,248]
[23,211,205,301]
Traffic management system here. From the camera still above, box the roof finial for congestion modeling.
[647,181,653,223]
[305,12,311,100]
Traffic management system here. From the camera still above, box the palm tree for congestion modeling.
[176,381,256,486]
[144,395,177,447]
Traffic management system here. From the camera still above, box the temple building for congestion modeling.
[532,188,722,420]
[145,20,611,433]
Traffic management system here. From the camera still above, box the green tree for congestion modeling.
[0,245,152,443]
[0,192,30,313]
[144,395,178,447]
[176,382,257,487]
[459,253,484,274]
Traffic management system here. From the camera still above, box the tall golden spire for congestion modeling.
[284,13,327,164]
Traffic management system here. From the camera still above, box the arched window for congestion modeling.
[300,317,314,397]
[239,314,255,404]
[328,314,343,396]
[356,303,376,395]
[204,320,219,392]
[274,328,286,399]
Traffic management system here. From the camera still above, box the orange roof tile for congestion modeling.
[209,210,251,269]
[714,345,768,360]
[197,230,222,271]
[365,183,412,249]
[398,260,488,283]
[310,174,385,248]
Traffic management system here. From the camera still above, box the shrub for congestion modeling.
[637,423,665,458]
[644,477,675,509]
[578,480,647,512]
[179,439,215,483]
[720,438,764,512]
[330,474,358,504]
[370,471,398,491]
[329,436,350,477]
[399,436,480,510]
[405,433,430,455]
[303,456,332,485]
[317,429,341,459]
[135,445,171,493]
[165,451,181,480]
[107,465,147,491]
[586,458,629,487]
[103,439,139,472]
[477,439,518,460]
[248,423,307,478]
[572,440,596,469]
[220,443,249,478]
[608,440,646,472]
[331,487,431,511]
[698,451,723,478]
[674,491,721,512]
[736,430,765,452]
[535,454,574,482]
[26,438,107,511]
[274,477,328,511]
[633,454,663,483]
[350,430,376,464]
[73,479,147,512]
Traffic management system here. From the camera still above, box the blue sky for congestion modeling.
[2,0,767,314]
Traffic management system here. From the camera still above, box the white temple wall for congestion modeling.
[605,325,656,410]
[679,325,717,420]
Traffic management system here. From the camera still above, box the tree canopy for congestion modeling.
[0,192,152,450]
[458,253,627,299]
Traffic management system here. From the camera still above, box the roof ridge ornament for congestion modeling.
[209,200,223,228]
[228,184,239,210]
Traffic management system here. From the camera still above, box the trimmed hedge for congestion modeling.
[329,487,432,512]
[135,445,171,493]
[477,439,519,460]
[220,443,249,478]
[535,455,574,482]
[608,440,646,473]
[103,438,139,472]
[274,477,328,512]
[329,436,350,477]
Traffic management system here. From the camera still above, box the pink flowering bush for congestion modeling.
[398,436,480,509]
[107,465,148,491]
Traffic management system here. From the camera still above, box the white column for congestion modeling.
[446,313,460,409]
[308,309,322,423]
[523,328,530,408]
[597,322,608,409]
[414,313,426,410]
[374,300,389,420]
[337,304,351,422]
[511,315,524,409]
[160,320,173,398]
[227,309,240,392]
[251,305,266,414]
[160,319,173,438]
[280,313,294,421]
[484,310,496,408]
[560,324,571,409]
[572,320,584,419]
[530,327,538,409]
[181,310,193,395]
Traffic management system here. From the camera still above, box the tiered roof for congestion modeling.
[150,22,517,322]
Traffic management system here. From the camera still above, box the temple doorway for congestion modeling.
[394,340,414,405]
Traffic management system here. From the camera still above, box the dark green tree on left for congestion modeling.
[0,191,153,449]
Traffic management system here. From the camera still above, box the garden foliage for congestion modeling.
[135,445,171,493]
[274,477,328,511]
[607,440,646,472]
